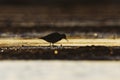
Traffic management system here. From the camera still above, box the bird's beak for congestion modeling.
[65,38,68,42]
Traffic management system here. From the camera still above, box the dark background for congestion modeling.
[0,0,120,35]
[0,0,120,5]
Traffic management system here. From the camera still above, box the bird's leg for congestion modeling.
[52,43,54,47]
[50,43,52,47]
[50,43,53,49]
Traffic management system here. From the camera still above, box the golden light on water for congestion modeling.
[0,38,119,46]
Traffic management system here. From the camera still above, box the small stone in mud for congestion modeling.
[54,50,58,55]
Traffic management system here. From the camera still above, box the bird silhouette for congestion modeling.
[41,32,67,46]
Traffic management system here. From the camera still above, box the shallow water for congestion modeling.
[0,38,120,46]
[0,60,120,80]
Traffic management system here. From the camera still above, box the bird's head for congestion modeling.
[61,34,68,41]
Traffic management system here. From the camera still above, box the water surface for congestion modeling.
[0,60,120,80]
[0,38,120,46]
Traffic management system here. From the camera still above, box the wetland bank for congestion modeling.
[0,38,119,60]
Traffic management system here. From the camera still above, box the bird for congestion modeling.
[40,32,68,46]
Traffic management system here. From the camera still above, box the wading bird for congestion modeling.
[41,32,68,46]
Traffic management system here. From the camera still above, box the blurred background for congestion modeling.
[0,0,120,38]
[0,1,120,80]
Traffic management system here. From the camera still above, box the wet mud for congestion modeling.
[0,46,120,60]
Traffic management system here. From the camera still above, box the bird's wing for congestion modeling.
[40,32,60,39]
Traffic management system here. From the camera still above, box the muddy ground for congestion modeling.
[0,46,120,60]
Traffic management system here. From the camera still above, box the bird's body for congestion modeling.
[41,32,67,46]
